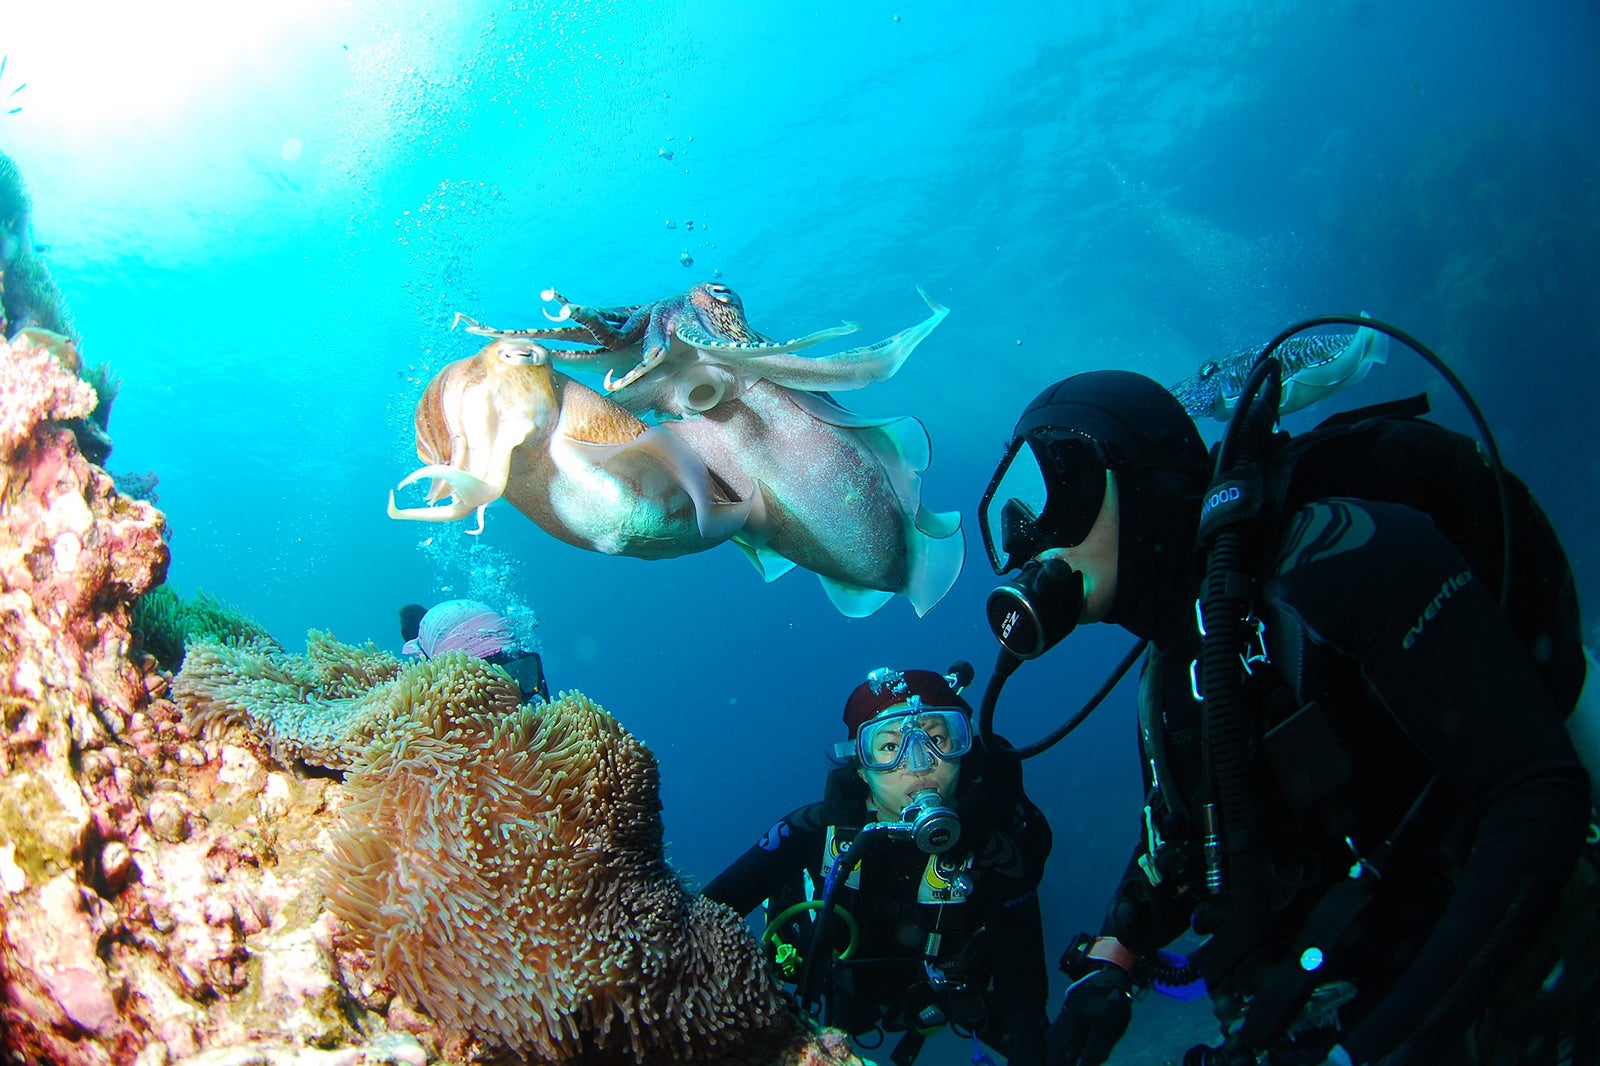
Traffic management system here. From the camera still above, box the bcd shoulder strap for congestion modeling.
[1262,395,1584,715]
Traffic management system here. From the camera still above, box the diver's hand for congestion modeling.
[1045,966,1134,1066]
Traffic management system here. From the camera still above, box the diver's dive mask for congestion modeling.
[836,696,974,772]
[979,430,1111,574]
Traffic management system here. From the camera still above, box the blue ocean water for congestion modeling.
[5,1,1598,1062]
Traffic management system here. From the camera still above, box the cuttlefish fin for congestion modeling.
[387,463,506,535]
[730,532,801,583]
[563,427,756,544]
[818,579,896,619]
[904,503,966,617]
[1279,314,1390,416]
[781,388,964,615]
[740,288,948,392]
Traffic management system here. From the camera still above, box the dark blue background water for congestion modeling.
[6,1,1597,1061]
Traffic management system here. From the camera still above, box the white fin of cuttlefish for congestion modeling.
[388,464,503,535]
[1278,316,1390,416]
[780,388,964,617]
[735,287,949,393]
[730,532,801,583]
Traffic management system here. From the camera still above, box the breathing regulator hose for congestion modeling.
[1193,354,1281,924]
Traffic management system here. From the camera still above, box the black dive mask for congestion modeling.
[979,430,1110,573]
[985,556,1086,659]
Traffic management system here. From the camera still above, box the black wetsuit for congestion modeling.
[1105,498,1591,1063]
[704,756,1054,1065]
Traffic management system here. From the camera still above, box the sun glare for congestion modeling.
[2,1,349,135]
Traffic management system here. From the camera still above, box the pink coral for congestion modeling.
[0,329,93,460]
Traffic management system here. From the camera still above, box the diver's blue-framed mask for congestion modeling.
[834,695,974,772]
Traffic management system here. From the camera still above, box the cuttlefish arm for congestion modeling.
[387,465,500,534]
[453,312,609,357]
[733,287,948,392]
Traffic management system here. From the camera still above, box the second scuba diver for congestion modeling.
[703,665,1054,1065]
[399,598,551,703]
[977,368,1596,1065]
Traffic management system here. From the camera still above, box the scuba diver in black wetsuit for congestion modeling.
[975,349,1599,1065]
[702,665,1054,1066]
[399,598,550,703]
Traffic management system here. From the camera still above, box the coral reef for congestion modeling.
[0,150,74,342]
[0,327,853,1065]
[177,643,848,1065]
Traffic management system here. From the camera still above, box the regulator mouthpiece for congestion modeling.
[901,789,961,854]
[985,556,1085,659]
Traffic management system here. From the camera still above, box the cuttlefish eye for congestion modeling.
[1198,360,1221,380]
[498,342,550,366]
[708,284,732,303]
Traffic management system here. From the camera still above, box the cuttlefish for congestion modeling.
[387,339,753,558]
[1170,317,1390,421]
[455,284,963,616]
[458,281,946,407]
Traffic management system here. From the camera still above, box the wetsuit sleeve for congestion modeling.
[977,805,1054,1065]
[700,803,826,917]
[1263,499,1591,1063]
[982,887,1051,1065]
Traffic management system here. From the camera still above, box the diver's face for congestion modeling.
[1038,469,1120,624]
[859,753,960,822]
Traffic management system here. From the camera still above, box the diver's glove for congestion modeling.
[1045,965,1134,1066]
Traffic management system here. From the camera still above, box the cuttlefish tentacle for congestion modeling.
[452,312,608,358]
[388,465,499,534]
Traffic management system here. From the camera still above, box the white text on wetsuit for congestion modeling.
[1401,570,1474,650]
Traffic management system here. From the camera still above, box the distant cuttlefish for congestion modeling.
[1170,317,1389,421]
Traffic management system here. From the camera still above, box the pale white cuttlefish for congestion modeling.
[387,339,753,558]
